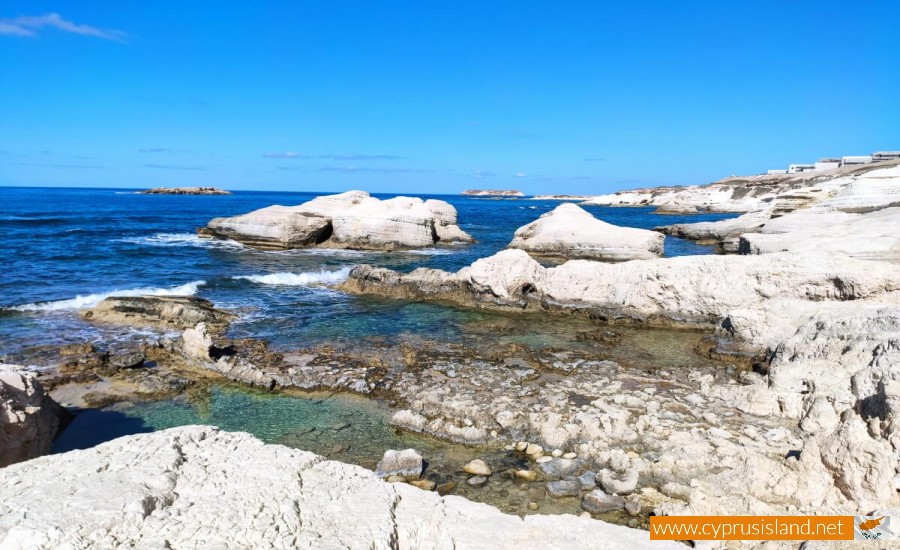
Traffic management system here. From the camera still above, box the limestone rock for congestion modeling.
[582,490,626,513]
[508,203,664,261]
[202,191,472,251]
[183,323,214,360]
[0,365,68,468]
[0,427,680,549]
[374,448,424,480]
[547,480,582,498]
[80,295,234,331]
[462,458,492,476]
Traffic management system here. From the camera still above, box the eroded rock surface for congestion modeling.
[508,203,664,261]
[0,364,68,468]
[201,190,473,250]
[0,426,678,549]
[80,295,234,331]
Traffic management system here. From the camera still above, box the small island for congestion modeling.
[138,187,232,195]
[461,189,524,197]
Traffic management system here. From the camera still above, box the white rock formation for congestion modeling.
[203,191,473,250]
[658,163,900,260]
[508,204,664,261]
[182,322,213,360]
[1,364,66,468]
[0,426,679,549]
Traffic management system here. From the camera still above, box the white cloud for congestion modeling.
[0,13,127,41]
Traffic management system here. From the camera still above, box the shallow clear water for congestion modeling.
[0,186,735,356]
[53,383,616,518]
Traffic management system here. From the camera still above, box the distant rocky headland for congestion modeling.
[462,189,524,197]
[138,187,232,195]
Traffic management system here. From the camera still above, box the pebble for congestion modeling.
[409,480,436,491]
[535,456,553,464]
[581,489,626,513]
[386,475,406,483]
[525,443,543,455]
[562,452,577,459]
[551,449,563,458]
[463,459,492,476]
[436,481,457,495]
[515,470,538,482]
[528,502,539,511]
[515,442,528,452]
[466,476,488,488]
[624,498,641,517]
[580,512,592,518]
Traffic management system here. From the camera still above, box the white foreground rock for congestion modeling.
[202,190,473,250]
[0,426,678,549]
[1,365,66,468]
[508,204,664,261]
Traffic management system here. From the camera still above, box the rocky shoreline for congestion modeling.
[3,161,899,548]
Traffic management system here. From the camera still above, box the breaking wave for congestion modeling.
[118,233,246,250]
[10,280,207,312]
[234,267,353,286]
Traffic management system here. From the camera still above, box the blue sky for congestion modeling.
[1,1,897,194]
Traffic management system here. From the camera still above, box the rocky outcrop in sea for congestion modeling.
[138,187,232,195]
[199,190,473,250]
[508,203,664,261]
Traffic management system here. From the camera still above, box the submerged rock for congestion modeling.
[508,203,664,261]
[582,490,626,513]
[0,365,68,468]
[201,190,473,251]
[80,296,234,331]
[546,480,582,498]
[462,458,492,476]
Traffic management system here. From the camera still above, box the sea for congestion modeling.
[0,186,735,358]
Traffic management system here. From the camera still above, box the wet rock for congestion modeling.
[524,443,543,456]
[109,351,145,369]
[462,459,492,476]
[81,391,124,408]
[81,296,234,331]
[537,458,579,479]
[59,343,95,356]
[624,497,642,517]
[527,486,547,501]
[374,448,423,480]
[578,471,597,491]
[527,501,539,511]
[599,467,639,495]
[582,490,626,513]
[436,481,457,495]
[466,475,488,488]
[515,470,538,482]
[409,480,436,491]
[546,480,582,498]
[514,441,528,452]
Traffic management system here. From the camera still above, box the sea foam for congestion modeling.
[234,267,352,286]
[11,280,206,312]
[119,233,246,250]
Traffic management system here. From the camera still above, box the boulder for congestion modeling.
[0,427,678,549]
[80,296,234,331]
[546,480,582,498]
[0,365,68,468]
[508,203,664,261]
[202,191,472,251]
[582,490,626,513]
[374,448,424,480]
[108,351,145,369]
[462,458,492,476]
[202,206,332,249]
